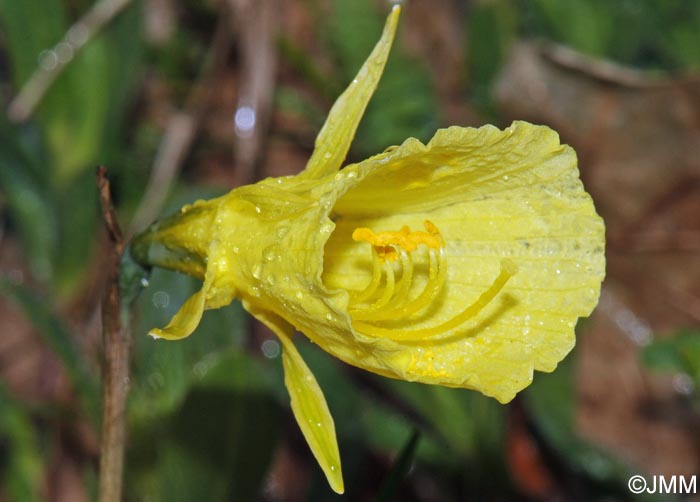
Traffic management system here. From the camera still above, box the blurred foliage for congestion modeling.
[1,0,698,500]
[0,386,44,502]
[0,0,143,293]
[0,278,101,422]
[523,0,700,71]
[467,0,700,113]
[642,329,700,410]
[524,350,657,501]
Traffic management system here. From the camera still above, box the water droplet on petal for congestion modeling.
[263,247,277,262]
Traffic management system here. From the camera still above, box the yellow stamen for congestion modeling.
[350,221,444,318]
[351,250,413,319]
[352,221,441,258]
[349,220,517,342]
[353,260,517,342]
[349,247,383,305]
[368,260,396,311]
[356,248,446,321]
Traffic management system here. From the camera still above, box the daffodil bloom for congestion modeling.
[131,5,605,494]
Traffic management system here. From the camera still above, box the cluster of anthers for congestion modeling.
[349,220,517,342]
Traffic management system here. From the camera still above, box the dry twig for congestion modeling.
[96,166,129,502]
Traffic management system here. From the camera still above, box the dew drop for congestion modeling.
[252,264,263,279]
[263,247,277,262]
[276,225,290,238]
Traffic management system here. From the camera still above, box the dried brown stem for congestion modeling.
[96,166,130,502]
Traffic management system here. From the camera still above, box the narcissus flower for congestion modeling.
[131,5,605,494]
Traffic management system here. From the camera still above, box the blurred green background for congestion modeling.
[1,0,699,500]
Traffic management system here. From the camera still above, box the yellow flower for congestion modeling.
[131,5,605,494]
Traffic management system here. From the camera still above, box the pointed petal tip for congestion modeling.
[330,474,345,494]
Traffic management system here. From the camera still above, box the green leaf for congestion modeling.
[54,170,99,294]
[129,267,246,423]
[0,0,66,86]
[0,386,44,502]
[0,0,143,185]
[0,279,100,422]
[378,379,511,496]
[127,350,281,502]
[0,120,57,283]
[467,0,517,111]
[641,329,700,382]
[376,430,420,502]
